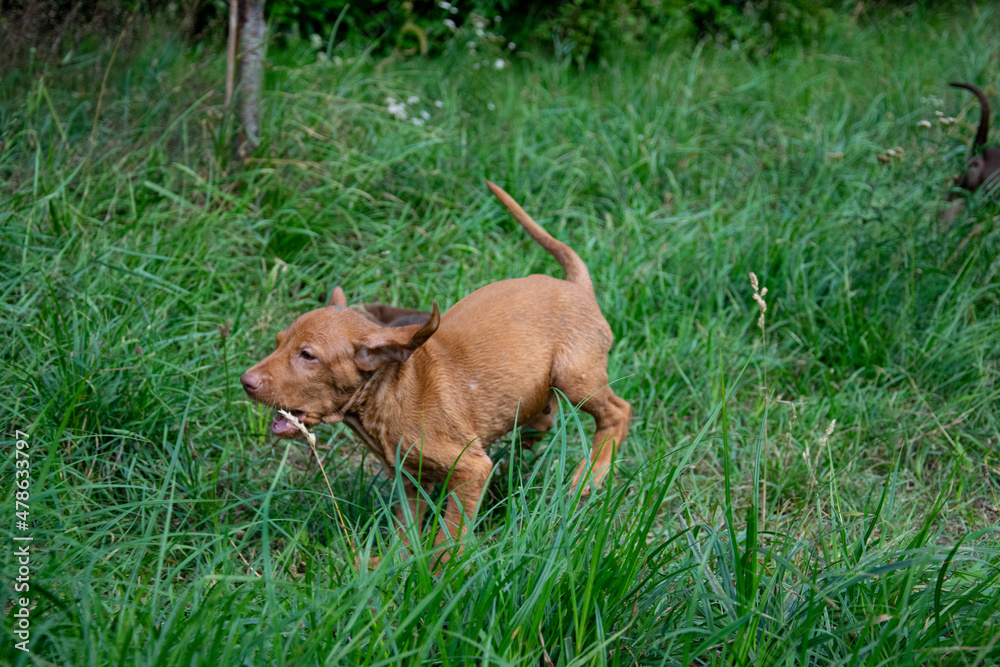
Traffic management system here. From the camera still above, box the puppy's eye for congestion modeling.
[300,350,317,361]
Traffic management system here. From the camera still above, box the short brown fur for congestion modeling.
[241,181,631,557]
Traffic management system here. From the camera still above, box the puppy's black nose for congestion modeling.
[240,372,260,395]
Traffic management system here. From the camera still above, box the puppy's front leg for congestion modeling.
[395,477,430,546]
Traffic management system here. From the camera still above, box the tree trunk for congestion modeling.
[238,0,265,158]
[225,0,239,107]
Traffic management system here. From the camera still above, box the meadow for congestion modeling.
[1,5,999,665]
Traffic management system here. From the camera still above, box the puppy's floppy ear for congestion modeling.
[328,285,348,307]
[355,301,440,371]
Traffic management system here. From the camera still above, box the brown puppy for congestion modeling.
[241,181,631,554]
[946,83,1000,220]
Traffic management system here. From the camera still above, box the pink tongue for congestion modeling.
[271,414,301,438]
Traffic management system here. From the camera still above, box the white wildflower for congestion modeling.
[437,0,451,8]
[385,97,396,105]
[487,102,496,111]
[473,62,481,70]
[935,110,944,117]
[406,95,419,105]
[411,117,424,126]
[387,101,408,120]
[309,33,323,50]
[434,100,444,108]
[466,41,477,49]
[940,116,957,125]
[494,58,505,70]
[420,110,431,120]
[495,15,502,23]
[508,42,516,50]
[476,28,485,37]
[449,5,457,13]
[443,18,457,30]
[917,119,931,129]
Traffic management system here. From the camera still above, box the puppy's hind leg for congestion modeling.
[554,357,631,494]
[571,386,631,495]
[431,449,494,563]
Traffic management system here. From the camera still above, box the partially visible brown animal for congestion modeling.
[345,294,433,329]
[241,181,630,558]
[944,82,1000,223]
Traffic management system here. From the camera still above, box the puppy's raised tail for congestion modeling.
[950,82,991,152]
[485,180,592,291]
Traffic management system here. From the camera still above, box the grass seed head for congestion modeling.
[749,272,767,331]
[279,409,317,447]
[818,419,837,450]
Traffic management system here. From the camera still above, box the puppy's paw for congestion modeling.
[353,553,381,571]
[570,460,611,496]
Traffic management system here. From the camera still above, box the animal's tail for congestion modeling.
[950,82,991,152]
[485,180,592,291]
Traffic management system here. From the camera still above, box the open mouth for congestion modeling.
[271,409,309,438]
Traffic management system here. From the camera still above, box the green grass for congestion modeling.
[2,6,1000,665]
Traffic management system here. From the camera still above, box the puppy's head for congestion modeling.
[241,291,440,438]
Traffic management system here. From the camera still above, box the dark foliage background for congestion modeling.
[262,0,838,61]
[3,0,952,69]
